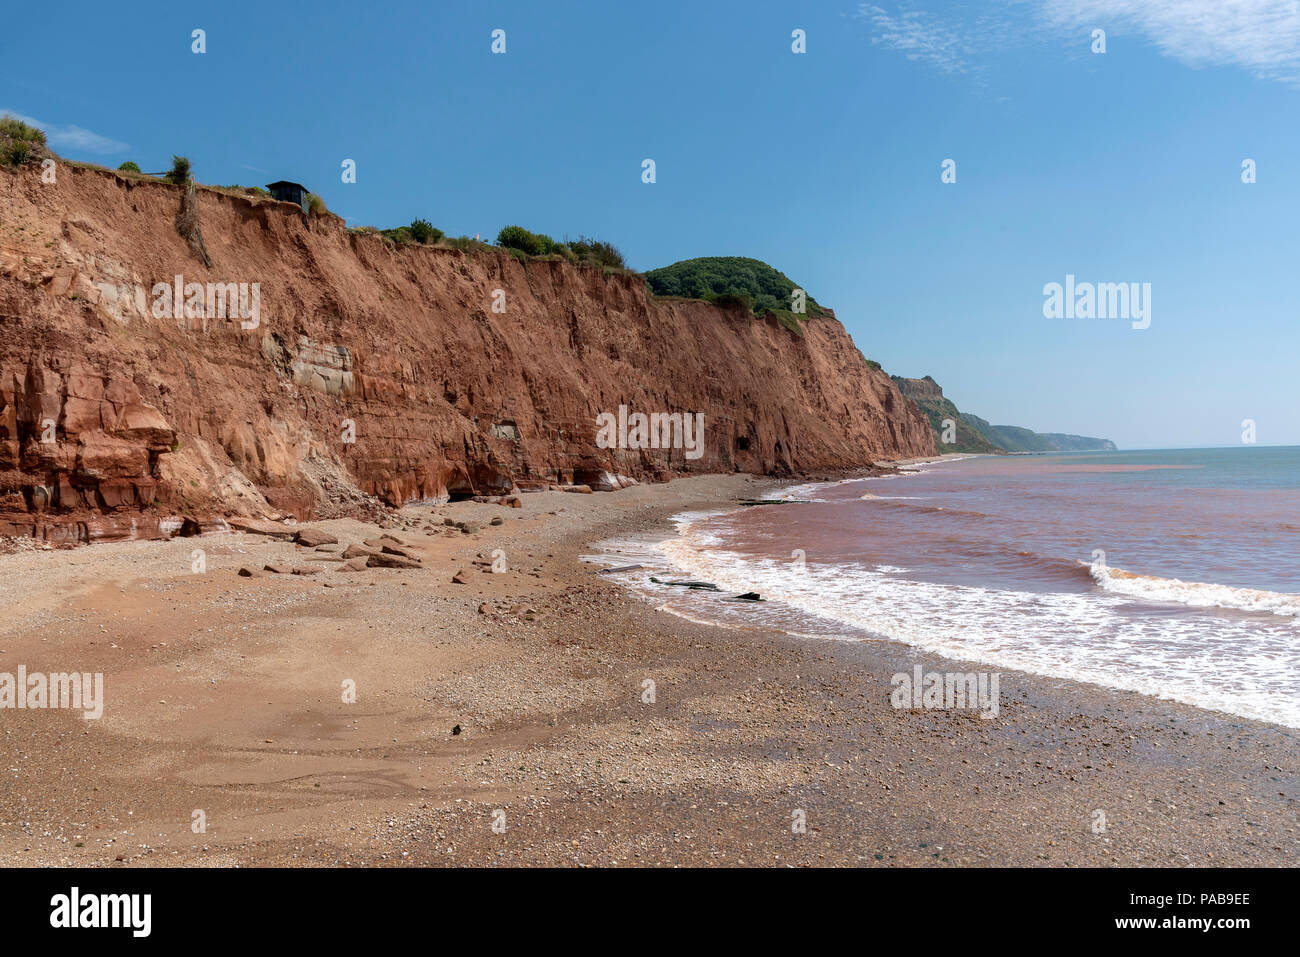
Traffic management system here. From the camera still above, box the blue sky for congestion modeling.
[4,0,1298,449]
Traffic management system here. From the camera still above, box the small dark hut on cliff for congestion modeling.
[266,180,309,213]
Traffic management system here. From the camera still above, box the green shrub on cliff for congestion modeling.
[644,257,827,317]
[494,225,630,270]
[408,218,444,244]
[0,115,45,145]
[0,115,47,166]
[644,256,828,335]
[707,291,754,310]
[444,236,488,252]
[4,140,30,165]
[214,184,269,197]
[165,155,192,185]
[567,236,626,269]
[496,224,564,257]
[382,218,444,245]
[117,161,142,173]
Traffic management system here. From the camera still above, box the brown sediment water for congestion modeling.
[594,448,1300,726]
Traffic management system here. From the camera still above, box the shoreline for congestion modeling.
[0,473,1294,866]
[625,467,1299,730]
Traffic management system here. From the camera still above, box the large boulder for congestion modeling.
[295,526,338,547]
[366,552,421,569]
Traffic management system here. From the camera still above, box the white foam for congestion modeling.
[1089,562,1300,617]
[642,525,1300,728]
[778,465,941,501]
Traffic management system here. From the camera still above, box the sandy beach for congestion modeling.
[0,473,1294,867]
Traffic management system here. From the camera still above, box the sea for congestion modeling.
[586,447,1300,727]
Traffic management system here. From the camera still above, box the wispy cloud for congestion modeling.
[856,1,1300,89]
[855,3,974,74]
[0,108,128,154]
[1031,0,1300,87]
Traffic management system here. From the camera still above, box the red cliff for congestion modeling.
[0,164,933,544]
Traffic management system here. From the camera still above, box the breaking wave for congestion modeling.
[1088,562,1300,617]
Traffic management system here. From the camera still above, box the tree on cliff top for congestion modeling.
[165,155,192,186]
[408,219,443,244]
[168,155,211,267]
[643,257,830,324]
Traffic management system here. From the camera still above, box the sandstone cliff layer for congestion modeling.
[0,164,933,543]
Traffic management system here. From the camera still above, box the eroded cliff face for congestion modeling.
[0,164,933,543]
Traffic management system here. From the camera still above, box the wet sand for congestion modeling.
[0,473,1294,866]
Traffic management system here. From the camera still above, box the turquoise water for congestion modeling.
[1052,446,1300,491]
